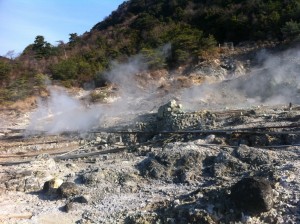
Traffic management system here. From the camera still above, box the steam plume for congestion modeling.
[181,47,300,110]
[27,46,300,134]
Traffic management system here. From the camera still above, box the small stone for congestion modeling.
[42,178,63,194]
[24,177,40,192]
[96,137,101,142]
[173,199,180,206]
[73,195,90,204]
[57,182,79,198]
[64,202,75,213]
[231,177,273,214]
[205,134,215,143]
[66,163,76,168]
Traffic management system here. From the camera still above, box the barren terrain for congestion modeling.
[0,99,300,224]
[0,46,300,223]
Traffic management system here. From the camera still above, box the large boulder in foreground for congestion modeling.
[231,177,273,214]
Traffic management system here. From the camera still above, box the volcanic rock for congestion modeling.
[3,170,37,192]
[231,177,273,214]
[234,145,273,166]
[157,100,183,119]
[213,151,248,178]
[138,143,211,183]
[42,178,63,194]
[73,195,90,204]
[57,182,79,198]
[24,177,40,192]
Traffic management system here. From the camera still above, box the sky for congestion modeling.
[0,0,125,57]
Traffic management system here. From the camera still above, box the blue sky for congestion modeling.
[0,0,125,56]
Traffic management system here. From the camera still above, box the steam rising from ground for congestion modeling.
[26,51,168,134]
[106,58,145,94]
[27,46,300,134]
[26,88,102,134]
[182,47,300,110]
[105,43,171,95]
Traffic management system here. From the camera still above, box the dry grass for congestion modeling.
[174,75,205,88]
[3,96,38,111]
[135,69,169,88]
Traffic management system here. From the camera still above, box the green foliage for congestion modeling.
[9,76,31,101]
[188,0,300,41]
[0,71,47,103]
[131,13,158,30]
[128,0,146,14]
[89,91,108,103]
[167,25,217,63]
[4,0,300,101]
[50,57,102,87]
[77,61,95,83]
[0,61,11,82]
[69,33,80,47]
[34,73,48,87]
[0,60,50,104]
[98,0,299,63]
[281,20,300,41]
[0,88,12,105]
[32,35,54,59]
[51,59,78,81]
[33,35,46,49]
[141,48,166,69]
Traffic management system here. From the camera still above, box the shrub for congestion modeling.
[51,59,78,81]
[281,20,300,41]
[0,61,11,83]
[140,48,167,69]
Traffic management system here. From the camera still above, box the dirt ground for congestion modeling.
[0,101,299,224]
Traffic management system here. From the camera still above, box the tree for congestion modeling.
[32,35,53,59]
[69,33,80,47]
[170,26,203,63]
[281,20,300,41]
[33,36,46,49]
[131,13,158,30]
[141,48,166,69]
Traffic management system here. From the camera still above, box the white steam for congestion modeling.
[181,47,300,110]
[26,46,172,134]
[27,46,300,134]
[105,57,146,95]
[26,88,102,134]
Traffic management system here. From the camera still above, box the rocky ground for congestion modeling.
[0,99,300,224]
[0,44,300,223]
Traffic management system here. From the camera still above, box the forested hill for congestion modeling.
[1,0,300,104]
[93,0,300,43]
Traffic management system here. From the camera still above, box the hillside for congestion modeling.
[1,0,300,104]
[1,1,300,223]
